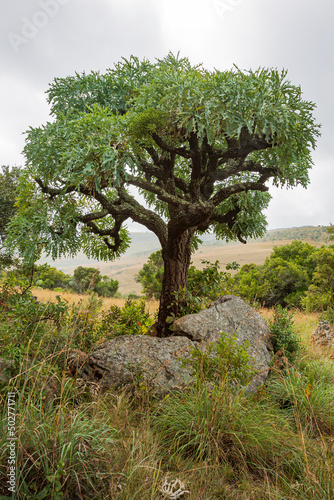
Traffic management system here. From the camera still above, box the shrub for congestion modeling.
[0,277,68,364]
[234,241,316,308]
[168,260,237,321]
[99,299,155,339]
[268,305,302,363]
[135,250,164,300]
[182,331,257,389]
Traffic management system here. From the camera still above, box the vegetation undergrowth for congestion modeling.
[1,281,334,499]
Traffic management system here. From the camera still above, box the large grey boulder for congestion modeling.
[69,336,194,395]
[70,295,273,395]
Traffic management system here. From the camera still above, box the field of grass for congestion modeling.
[32,287,159,314]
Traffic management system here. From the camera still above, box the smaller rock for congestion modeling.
[311,320,334,347]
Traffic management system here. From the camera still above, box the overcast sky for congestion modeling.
[1,0,333,230]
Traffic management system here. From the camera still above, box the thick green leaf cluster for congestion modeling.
[301,245,334,315]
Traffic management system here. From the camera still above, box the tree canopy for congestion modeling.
[5,54,320,336]
[72,266,119,297]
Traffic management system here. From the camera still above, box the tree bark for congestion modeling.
[157,228,195,337]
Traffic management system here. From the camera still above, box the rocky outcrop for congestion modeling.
[70,336,194,395]
[70,296,273,395]
[311,320,334,347]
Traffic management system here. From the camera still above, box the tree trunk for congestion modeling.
[157,229,195,337]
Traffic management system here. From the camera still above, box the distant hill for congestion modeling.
[256,225,328,243]
[39,226,329,295]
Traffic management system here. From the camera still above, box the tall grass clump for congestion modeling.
[153,382,305,479]
[267,357,334,437]
[154,334,305,480]
[0,369,118,499]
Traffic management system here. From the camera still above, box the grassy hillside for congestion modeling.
[39,226,330,295]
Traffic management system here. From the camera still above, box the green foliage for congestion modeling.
[0,277,68,363]
[94,274,119,297]
[72,266,101,293]
[135,250,164,299]
[0,166,21,269]
[99,299,154,339]
[268,305,301,363]
[32,263,70,290]
[72,266,118,297]
[301,246,334,315]
[169,260,237,320]
[136,253,237,317]
[234,241,317,307]
[270,240,317,278]
[5,54,319,266]
[128,108,167,139]
[182,331,257,388]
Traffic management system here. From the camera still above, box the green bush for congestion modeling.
[182,331,257,389]
[268,305,302,363]
[301,246,334,315]
[0,277,68,364]
[99,299,155,339]
[168,260,237,321]
[234,241,316,308]
[135,250,164,300]
[72,266,119,297]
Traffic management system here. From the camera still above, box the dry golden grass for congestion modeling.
[32,288,159,314]
[257,306,321,350]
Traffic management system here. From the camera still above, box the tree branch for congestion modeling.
[211,175,271,206]
[35,176,169,249]
[84,216,127,252]
[127,175,189,209]
[217,129,274,165]
[152,133,193,158]
[35,178,78,198]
